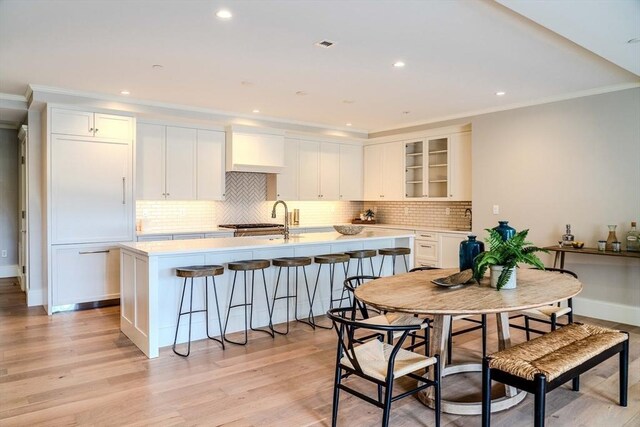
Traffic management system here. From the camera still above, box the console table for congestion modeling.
[543,246,640,269]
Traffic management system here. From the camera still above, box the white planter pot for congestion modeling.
[490,265,517,289]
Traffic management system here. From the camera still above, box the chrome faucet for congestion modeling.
[465,208,472,230]
[271,200,289,240]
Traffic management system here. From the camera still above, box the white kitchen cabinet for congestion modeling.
[448,131,472,201]
[50,135,133,244]
[165,126,197,200]
[51,108,132,140]
[364,142,404,201]
[196,129,225,200]
[298,141,340,200]
[339,144,363,200]
[51,244,119,306]
[440,233,466,268]
[415,232,438,266]
[137,123,225,201]
[225,126,285,173]
[266,138,299,200]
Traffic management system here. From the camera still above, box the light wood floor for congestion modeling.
[0,278,638,426]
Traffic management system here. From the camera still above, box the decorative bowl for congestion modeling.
[333,225,363,235]
[572,241,584,249]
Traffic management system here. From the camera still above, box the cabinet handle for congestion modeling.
[94,128,99,133]
[420,245,433,248]
[89,127,94,133]
[122,177,126,204]
[79,250,110,255]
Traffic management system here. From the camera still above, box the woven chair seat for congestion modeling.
[341,338,437,382]
[519,305,572,321]
[360,313,425,339]
[488,323,627,382]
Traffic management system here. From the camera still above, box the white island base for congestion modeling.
[119,230,414,358]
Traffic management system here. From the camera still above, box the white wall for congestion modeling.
[0,128,19,277]
[472,88,640,325]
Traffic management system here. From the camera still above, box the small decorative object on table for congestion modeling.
[597,240,607,251]
[562,224,575,247]
[606,224,618,250]
[571,241,584,249]
[432,269,475,289]
[612,241,621,252]
[333,225,363,235]
[459,235,485,271]
[626,221,639,252]
[493,220,516,241]
[364,209,375,221]
[473,228,547,290]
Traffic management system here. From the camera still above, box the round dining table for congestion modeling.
[354,268,583,415]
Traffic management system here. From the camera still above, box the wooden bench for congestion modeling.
[482,323,629,427]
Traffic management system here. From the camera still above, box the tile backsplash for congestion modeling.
[364,200,472,230]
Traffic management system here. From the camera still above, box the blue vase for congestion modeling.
[459,235,485,271]
[493,221,516,241]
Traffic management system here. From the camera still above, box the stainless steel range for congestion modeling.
[218,223,285,237]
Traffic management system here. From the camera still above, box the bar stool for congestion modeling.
[310,253,350,329]
[378,247,411,276]
[223,259,274,345]
[345,249,377,277]
[270,257,314,334]
[173,265,225,357]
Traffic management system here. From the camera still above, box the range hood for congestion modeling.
[225,125,285,173]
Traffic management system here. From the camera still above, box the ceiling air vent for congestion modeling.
[315,40,335,48]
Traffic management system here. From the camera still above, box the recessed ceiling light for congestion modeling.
[295,91,308,96]
[152,64,164,70]
[342,99,355,104]
[402,111,410,115]
[252,109,260,113]
[120,90,130,95]
[393,61,405,68]
[315,40,335,48]
[496,91,506,96]
[216,9,232,19]
[346,123,352,127]
[241,81,253,86]
[627,37,640,44]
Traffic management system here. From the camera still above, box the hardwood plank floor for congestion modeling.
[0,278,638,426]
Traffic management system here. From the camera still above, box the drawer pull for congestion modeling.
[420,245,433,248]
[79,250,110,255]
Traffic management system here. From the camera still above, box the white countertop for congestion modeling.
[121,230,414,256]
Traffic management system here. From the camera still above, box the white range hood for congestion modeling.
[225,125,285,173]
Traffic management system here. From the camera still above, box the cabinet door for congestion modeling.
[136,123,166,200]
[319,142,340,200]
[298,141,320,200]
[439,234,466,268]
[382,142,405,200]
[52,245,119,306]
[51,136,132,244]
[51,109,94,137]
[196,129,225,200]
[165,126,197,200]
[277,138,299,200]
[425,137,449,199]
[449,131,472,200]
[339,144,363,200]
[363,144,383,200]
[94,113,133,140]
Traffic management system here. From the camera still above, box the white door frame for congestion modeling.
[18,125,29,295]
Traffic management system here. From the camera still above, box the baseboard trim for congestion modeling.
[0,264,18,278]
[27,289,44,307]
[574,296,640,327]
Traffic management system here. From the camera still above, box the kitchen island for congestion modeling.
[119,230,414,358]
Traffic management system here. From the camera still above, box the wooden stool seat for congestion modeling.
[482,323,629,427]
[314,253,350,264]
[378,247,411,256]
[345,249,377,259]
[176,265,224,278]
[228,259,270,271]
[272,257,312,268]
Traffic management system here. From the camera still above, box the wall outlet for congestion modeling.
[1,250,6,258]
[445,207,451,216]
[493,205,500,215]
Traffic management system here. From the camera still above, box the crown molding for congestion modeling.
[368,82,640,136]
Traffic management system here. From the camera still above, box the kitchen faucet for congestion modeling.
[465,208,472,230]
[271,200,290,240]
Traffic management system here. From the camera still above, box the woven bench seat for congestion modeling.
[482,323,629,427]
[488,323,627,381]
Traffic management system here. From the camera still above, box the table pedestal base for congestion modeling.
[418,363,527,415]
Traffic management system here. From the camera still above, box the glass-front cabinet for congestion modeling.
[404,136,450,199]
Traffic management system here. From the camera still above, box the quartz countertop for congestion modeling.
[121,229,415,256]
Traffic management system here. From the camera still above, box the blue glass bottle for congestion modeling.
[459,235,485,271]
[493,221,516,241]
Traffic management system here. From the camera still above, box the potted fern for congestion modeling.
[473,228,547,290]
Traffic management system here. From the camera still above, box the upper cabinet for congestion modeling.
[225,126,285,173]
[363,141,404,201]
[298,141,340,200]
[402,131,471,201]
[339,144,363,201]
[51,108,132,140]
[267,138,299,200]
[136,123,225,201]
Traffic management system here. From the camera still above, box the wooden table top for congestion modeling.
[354,268,582,316]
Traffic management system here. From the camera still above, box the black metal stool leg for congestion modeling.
[391,254,396,275]
[295,265,315,329]
[249,269,275,337]
[270,266,288,335]
[223,271,249,345]
[402,254,409,274]
[173,277,192,357]
[378,255,386,276]
[206,275,225,349]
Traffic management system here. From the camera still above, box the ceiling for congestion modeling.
[0,0,638,132]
